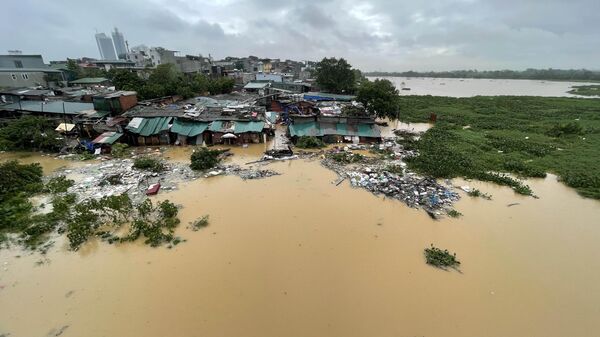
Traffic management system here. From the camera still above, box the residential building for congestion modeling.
[95,33,117,60]
[0,54,64,88]
[111,27,128,60]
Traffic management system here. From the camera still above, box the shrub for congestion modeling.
[295,136,325,149]
[191,215,210,231]
[111,143,129,158]
[44,176,74,194]
[547,122,584,137]
[190,147,224,170]
[133,157,165,172]
[329,152,364,164]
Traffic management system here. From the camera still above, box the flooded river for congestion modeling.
[368,76,599,97]
[1,148,600,337]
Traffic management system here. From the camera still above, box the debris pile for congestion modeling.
[205,165,280,180]
[57,159,199,203]
[321,146,459,216]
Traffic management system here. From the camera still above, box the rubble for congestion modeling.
[321,146,460,216]
[54,158,200,203]
[209,164,281,180]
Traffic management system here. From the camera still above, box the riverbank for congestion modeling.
[396,95,600,199]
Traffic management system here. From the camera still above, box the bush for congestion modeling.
[133,157,165,172]
[44,176,74,194]
[190,148,224,171]
[111,143,129,158]
[295,136,325,149]
[0,116,64,151]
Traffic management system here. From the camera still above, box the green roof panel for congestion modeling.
[234,121,265,134]
[171,119,209,137]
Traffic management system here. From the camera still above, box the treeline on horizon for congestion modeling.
[365,69,600,81]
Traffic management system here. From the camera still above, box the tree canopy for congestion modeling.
[106,64,235,100]
[314,57,357,94]
[356,78,400,120]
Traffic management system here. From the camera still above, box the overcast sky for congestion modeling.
[2,0,599,71]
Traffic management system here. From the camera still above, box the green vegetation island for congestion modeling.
[365,69,600,82]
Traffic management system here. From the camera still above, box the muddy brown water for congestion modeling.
[1,147,600,337]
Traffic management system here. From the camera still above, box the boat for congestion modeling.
[401,88,411,91]
[146,183,161,195]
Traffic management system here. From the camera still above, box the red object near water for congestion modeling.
[146,183,161,195]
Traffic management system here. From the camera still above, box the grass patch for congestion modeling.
[424,244,461,270]
[398,95,600,199]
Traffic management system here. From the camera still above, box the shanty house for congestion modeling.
[92,91,137,115]
[125,117,172,145]
[171,119,209,145]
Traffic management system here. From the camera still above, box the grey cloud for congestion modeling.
[1,0,599,71]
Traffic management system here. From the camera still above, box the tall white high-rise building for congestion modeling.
[111,27,128,60]
[95,32,117,60]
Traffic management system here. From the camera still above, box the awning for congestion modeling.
[234,121,265,134]
[126,117,172,136]
[289,121,321,137]
[357,123,381,137]
[208,121,223,132]
[171,119,209,137]
[92,132,123,144]
[55,123,75,132]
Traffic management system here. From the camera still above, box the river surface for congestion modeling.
[1,148,600,337]
[368,76,599,97]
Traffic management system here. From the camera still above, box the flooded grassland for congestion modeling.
[1,148,600,337]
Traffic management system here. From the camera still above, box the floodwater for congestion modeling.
[2,148,600,337]
[368,76,599,97]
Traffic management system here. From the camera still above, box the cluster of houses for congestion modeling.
[0,84,383,153]
[1,50,383,153]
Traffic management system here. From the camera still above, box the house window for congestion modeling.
[11,74,17,80]
[14,60,23,68]
[21,73,29,80]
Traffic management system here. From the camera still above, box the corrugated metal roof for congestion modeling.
[0,101,94,114]
[244,82,270,89]
[69,77,110,84]
[234,121,264,134]
[289,121,380,138]
[126,117,172,136]
[208,120,223,132]
[92,132,123,144]
[171,119,209,137]
[303,92,356,102]
[289,121,321,137]
[357,123,381,137]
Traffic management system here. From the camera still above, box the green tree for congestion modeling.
[356,79,400,120]
[0,116,64,151]
[108,69,145,92]
[314,57,356,94]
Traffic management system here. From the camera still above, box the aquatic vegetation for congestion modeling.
[424,244,461,270]
[568,84,600,97]
[398,95,600,199]
[466,188,492,200]
[447,209,462,218]
[191,215,210,231]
